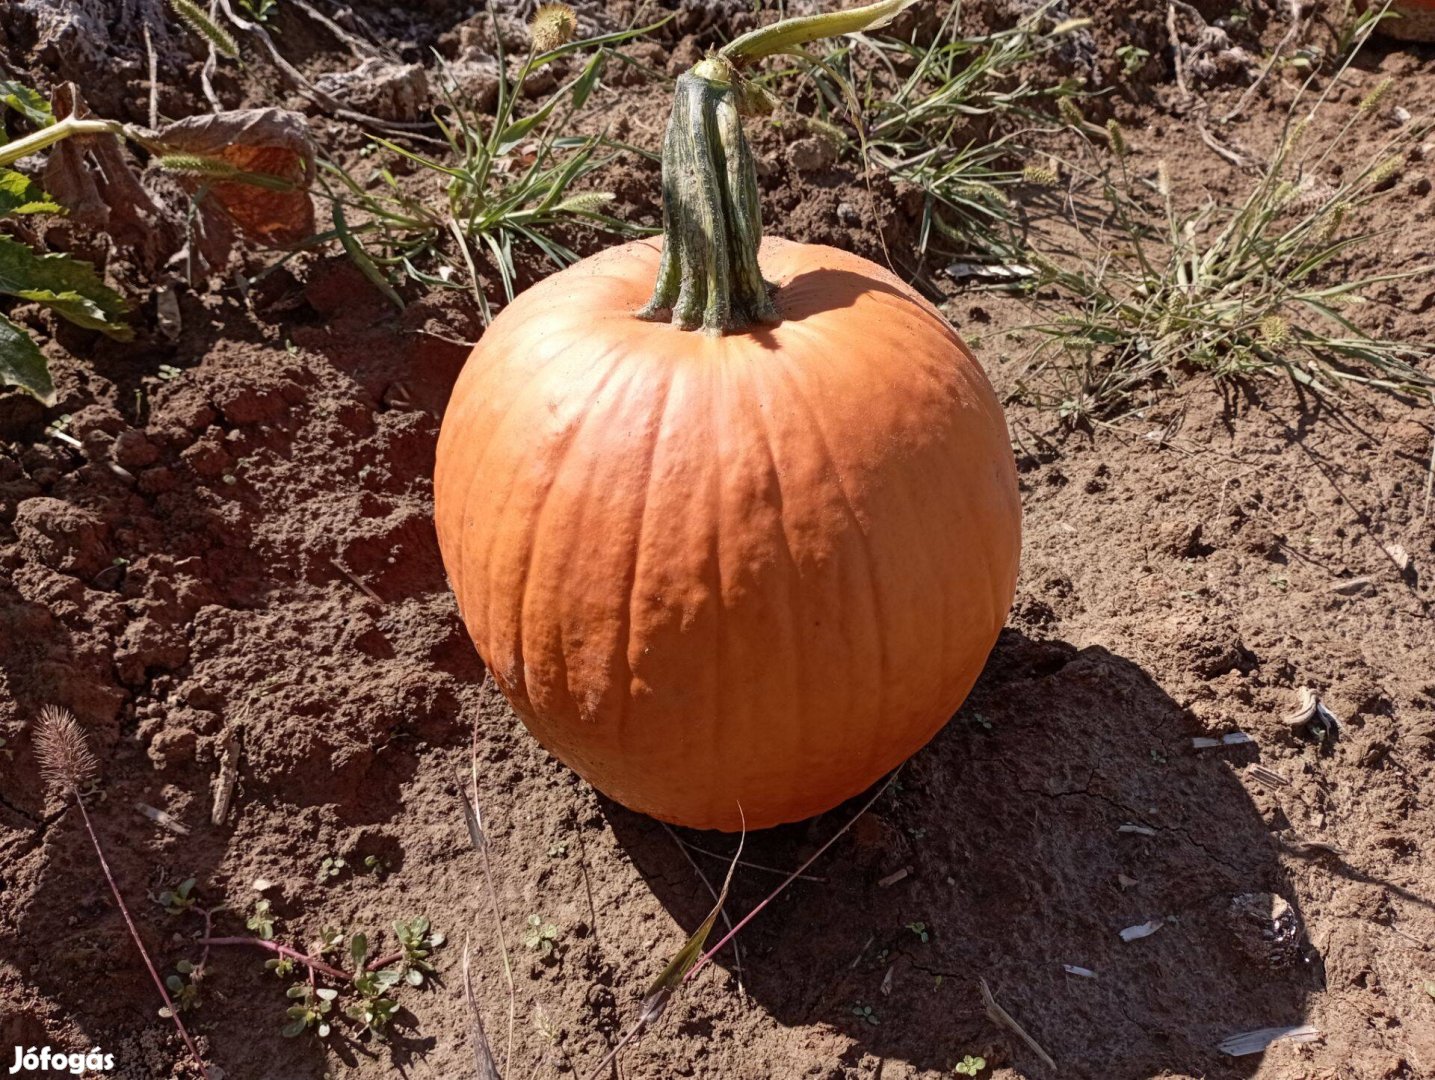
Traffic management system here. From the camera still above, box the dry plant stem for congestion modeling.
[0,115,121,168]
[143,22,159,129]
[196,937,349,981]
[462,935,503,1080]
[685,769,902,985]
[73,797,212,1078]
[679,838,827,882]
[662,824,744,996]
[1221,0,1304,122]
[469,725,518,1075]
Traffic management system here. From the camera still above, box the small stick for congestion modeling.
[685,770,901,984]
[330,556,383,603]
[211,725,241,826]
[981,976,1056,1070]
[33,708,212,1079]
[678,838,827,882]
[143,23,159,128]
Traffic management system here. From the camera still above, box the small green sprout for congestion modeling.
[156,878,198,917]
[159,960,201,1017]
[1115,44,1149,77]
[851,1003,879,1026]
[317,855,347,883]
[524,915,560,957]
[247,898,276,941]
[314,926,346,957]
[282,985,339,1038]
[346,932,402,1038]
[954,1055,986,1076]
[393,916,445,987]
[906,921,930,944]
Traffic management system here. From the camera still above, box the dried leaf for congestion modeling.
[980,977,1056,1070]
[154,109,316,246]
[1217,1024,1321,1056]
[1120,919,1167,942]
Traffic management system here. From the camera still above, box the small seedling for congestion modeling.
[359,854,389,877]
[160,961,202,1016]
[392,916,445,987]
[968,713,993,733]
[282,985,339,1038]
[906,921,930,944]
[247,898,276,941]
[1149,748,1168,766]
[851,1003,880,1026]
[313,926,345,957]
[346,932,402,1038]
[523,915,559,957]
[317,855,347,883]
[156,877,199,916]
[547,841,569,858]
[954,1055,987,1076]
[1115,44,1149,77]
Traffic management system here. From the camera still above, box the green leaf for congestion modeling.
[280,1019,307,1038]
[0,169,61,215]
[351,932,368,968]
[405,967,423,987]
[570,51,607,111]
[0,80,53,128]
[332,204,403,311]
[0,311,52,402]
[0,235,131,338]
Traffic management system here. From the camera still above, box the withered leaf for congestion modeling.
[155,108,317,246]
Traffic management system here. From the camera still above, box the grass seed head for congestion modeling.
[1022,164,1059,187]
[34,705,99,797]
[168,0,240,59]
[1259,315,1290,345]
[530,3,578,52]
[1358,77,1393,115]
[1106,119,1127,158]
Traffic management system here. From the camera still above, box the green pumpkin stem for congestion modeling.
[637,57,776,335]
[640,0,918,335]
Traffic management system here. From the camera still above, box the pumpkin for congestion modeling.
[434,5,1021,831]
[1367,0,1435,40]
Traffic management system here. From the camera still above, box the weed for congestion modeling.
[392,917,446,987]
[247,898,276,941]
[282,985,338,1038]
[156,877,199,916]
[906,921,930,944]
[1115,44,1150,78]
[32,707,212,1078]
[777,7,1086,262]
[523,915,560,958]
[954,1054,987,1076]
[317,855,347,883]
[237,0,280,26]
[851,1002,880,1026]
[348,934,401,1039]
[1016,76,1435,424]
[161,962,203,1017]
[320,8,666,320]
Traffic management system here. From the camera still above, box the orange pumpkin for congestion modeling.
[1370,0,1435,40]
[434,32,1021,831]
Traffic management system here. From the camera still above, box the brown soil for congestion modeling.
[2,3,1434,1080]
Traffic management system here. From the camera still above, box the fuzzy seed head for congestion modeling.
[1022,164,1059,187]
[1358,78,1393,115]
[1368,156,1402,188]
[1157,160,1171,197]
[529,3,577,52]
[1106,119,1126,158]
[156,153,242,178]
[1058,98,1085,128]
[554,191,615,215]
[34,705,99,797]
[169,0,240,59]
[1258,315,1290,345]
[1318,201,1349,243]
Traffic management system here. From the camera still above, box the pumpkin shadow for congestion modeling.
[602,629,1320,1079]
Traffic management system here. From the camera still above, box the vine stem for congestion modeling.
[0,115,124,168]
[195,937,350,981]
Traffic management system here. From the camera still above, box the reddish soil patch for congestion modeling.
[2,3,1434,1080]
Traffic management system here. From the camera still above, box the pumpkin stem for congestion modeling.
[638,56,777,336]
